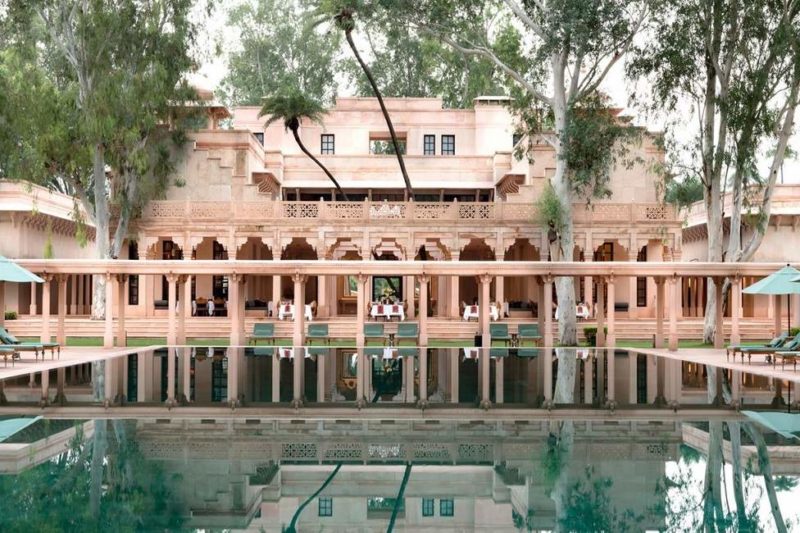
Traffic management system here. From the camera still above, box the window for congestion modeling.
[423,135,435,155]
[512,133,523,147]
[422,498,434,517]
[439,499,454,517]
[211,355,228,402]
[441,135,455,155]
[318,497,333,517]
[372,276,403,302]
[212,241,229,300]
[370,138,406,154]
[321,134,335,154]
[254,132,264,146]
[636,246,648,307]
[128,241,139,305]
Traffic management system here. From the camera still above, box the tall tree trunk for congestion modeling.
[91,145,110,320]
[743,422,788,533]
[703,420,725,531]
[728,421,750,531]
[90,419,108,515]
[344,28,414,199]
[549,420,575,531]
[291,127,349,200]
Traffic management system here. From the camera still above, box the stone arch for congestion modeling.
[280,238,318,304]
[327,238,364,260]
[371,238,406,260]
[459,239,495,306]
[414,238,451,261]
[503,239,541,316]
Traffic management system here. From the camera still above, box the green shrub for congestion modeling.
[583,326,608,347]
[790,327,800,337]
[4,311,17,320]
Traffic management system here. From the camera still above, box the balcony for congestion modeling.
[140,199,677,227]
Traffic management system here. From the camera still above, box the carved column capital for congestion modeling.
[418,274,431,284]
[115,273,130,284]
[165,272,180,283]
[291,272,307,284]
[478,273,493,285]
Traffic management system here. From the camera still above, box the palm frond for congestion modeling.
[259,92,328,130]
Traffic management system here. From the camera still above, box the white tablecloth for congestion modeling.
[462,305,499,321]
[277,304,313,321]
[370,303,405,321]
[277,347,315,359]
[555,305,591,320]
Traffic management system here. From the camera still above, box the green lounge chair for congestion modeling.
[364,323,386,345]
[0,327,60,360]
[0,346,20,367]
[739,333,800,364]
[489,347,511,358]
[518,323,542,346]
[307,323,330,345]
[516,348,541,358]
[489,323,511,346]
[249,323,275,345]
[726,332,786,361]
[396,323,419,345]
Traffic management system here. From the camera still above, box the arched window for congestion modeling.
[636,246,647,307]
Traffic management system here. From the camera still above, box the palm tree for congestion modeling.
[315,2,415,199]
[259,91,349,201]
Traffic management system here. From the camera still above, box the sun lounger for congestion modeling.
[726,332,787,362]
[0,327,60,360]
[773,351,800,371]
[0,346,20,367]
[737,334,800,364]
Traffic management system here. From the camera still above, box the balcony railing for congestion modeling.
[142,200,676,225]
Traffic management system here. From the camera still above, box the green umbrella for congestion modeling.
[742,411,800,441]
[0,256,44,283]
[743,265,800,332]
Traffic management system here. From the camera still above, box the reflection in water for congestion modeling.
[0,417,798,531]
[0,420,184,531]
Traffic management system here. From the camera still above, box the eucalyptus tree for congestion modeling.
[260,92,350,200]
[391,0,649,395]
[220,0,341,106]
[6,0,204,319]
[629,0,800,343]
[312,0,415,199]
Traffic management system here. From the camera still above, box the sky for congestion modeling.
[191,1,800,184]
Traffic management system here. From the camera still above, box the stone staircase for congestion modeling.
[5,316,776,342]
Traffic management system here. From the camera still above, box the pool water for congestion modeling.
[0,416,798,531]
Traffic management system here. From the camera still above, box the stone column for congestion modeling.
[419,347,428,406]
[176,275,187,346]
[596,278,606,347]
[29,281,37,315]
[714,278,724,349]
[227,347,241,406]
[41,275,52,344]
[543,276,554,348]
[229,273,244,346]
[356,274,367,347]
[69,275,78,315]
[606,276,616,347]
[103,274,114,348]
[584,356,593,404]
[317,273,327,318]
[77,275,85,314]
[271,275,281,317]
[40,368,49,405]
[317,353,326,402]
[272,352,281,402]
[606,348,615,404]
[356,347,367,405]
[449,275,460,318]
[56,275,67,346]
[181,347,191,403]
[628,353,637,405]
[117,275,128,347]
[292,274,306,406]
[479,274,492,408]
[668,277,679,351]
[731,276,742,345]
[419,275,430,346]
[655,277,665,348]
[495,276,505,316]
[449,348,459,403]
[405,275,415,319]
[166,274,178,347]
[495,356,504,404]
